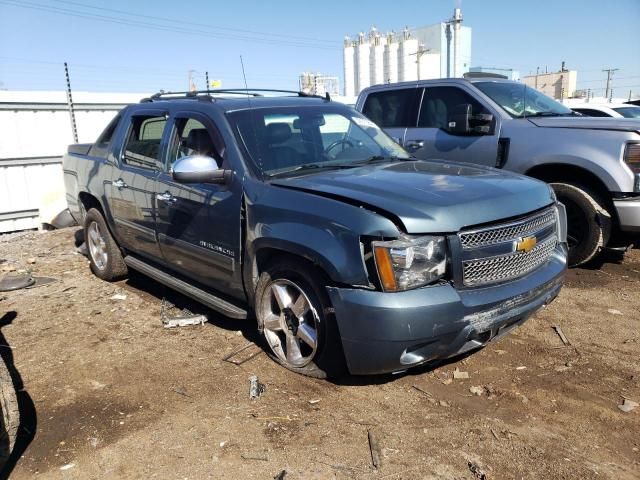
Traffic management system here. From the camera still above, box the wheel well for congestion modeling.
[254,248,331,285]
[78,192,103,218]
[526,164,613,212]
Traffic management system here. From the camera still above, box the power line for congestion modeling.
[50,0,338,46]
[0,0,340,50]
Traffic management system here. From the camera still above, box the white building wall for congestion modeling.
[0,91,146,233]
[343,42,356,97]
[383,40,399,84]
[355,41,371,92]
[398,38,419,82]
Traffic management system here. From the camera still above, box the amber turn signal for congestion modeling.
[374,246,398,291]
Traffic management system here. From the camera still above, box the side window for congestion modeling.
[122,114,167,170]
[418,87,489,129]
[167,117,223,170]
[362,89,416,128]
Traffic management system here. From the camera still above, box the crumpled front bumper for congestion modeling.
[327,244,567,375]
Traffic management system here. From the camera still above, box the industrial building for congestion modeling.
[522,68,577,100]
[343,8,471,96]
[298,72,340,97]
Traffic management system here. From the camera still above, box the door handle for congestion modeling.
[113,178,128,189]
[157,191,177,205]
[404,140,424,151]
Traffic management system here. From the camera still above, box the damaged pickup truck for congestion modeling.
[63,89,568,377]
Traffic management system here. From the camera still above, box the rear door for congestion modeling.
[109,109,167,260]
[360,87,419,146]
[405,85,501,168]
[154,111,242,296]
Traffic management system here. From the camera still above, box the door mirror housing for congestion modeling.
[446,104,493,135]
[172,155,231,184]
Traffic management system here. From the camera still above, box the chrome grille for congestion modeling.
[459,207,557,249]
[463,236,557,286]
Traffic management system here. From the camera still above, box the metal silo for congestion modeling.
[383,31,398,84]
[369,27,385,87]
[343,37,356,97]
[355,32,370,93]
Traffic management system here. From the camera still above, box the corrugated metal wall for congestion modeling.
[0,92,144,233]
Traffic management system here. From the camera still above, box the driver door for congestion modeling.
[404,86,501,168]
[154,111,243,296]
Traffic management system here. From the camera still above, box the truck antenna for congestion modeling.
[240,56,264,172]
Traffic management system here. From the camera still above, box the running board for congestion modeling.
[124,256,247,319]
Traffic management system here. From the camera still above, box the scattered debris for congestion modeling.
[308,399,321,404]
[490,429,500,441]
[468,460,488,479]
[439,400,450,407]
[221,341,262,365]
[273,470,287,480]
[608,309,624,316]
[469,386,485,396]
[411,385,432,397]
[162,315,207,328]
[552,325,571,346]
[249,375,266,400]
[367,429,382,469]
[171,386,192,398]
[0,272,35,291]
[442,378,453,385]
[219,441,227,448]
[26,257,36,264]
[494,349,507,355]
[618,398,638,413]
[60,463,76,471]
[241,453,269,461]
[453,368,469,379]
[110,293,127,301]
[515,366,527,370]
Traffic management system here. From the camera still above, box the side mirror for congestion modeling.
[446,104,493,135]
[172,155,231,184]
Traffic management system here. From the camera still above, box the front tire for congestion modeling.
[551,183,611,266]
[254,260,346,379]
[84,208,128,281]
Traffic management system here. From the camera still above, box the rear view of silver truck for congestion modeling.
[356,78,640,266]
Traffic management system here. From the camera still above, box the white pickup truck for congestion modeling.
[356,78,640,266]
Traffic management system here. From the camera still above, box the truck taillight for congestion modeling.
[625,143,640,173]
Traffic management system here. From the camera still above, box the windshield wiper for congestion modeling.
[523,111,563,118]
[265,162,360,179]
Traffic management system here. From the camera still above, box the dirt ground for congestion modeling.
[0,227,638,479]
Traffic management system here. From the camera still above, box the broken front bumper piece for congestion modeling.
[327,244,567,375]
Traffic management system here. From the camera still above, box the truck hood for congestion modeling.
[528,116,640,133]
[271,160,554,233]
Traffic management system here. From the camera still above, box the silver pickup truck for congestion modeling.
[356,79,640,266]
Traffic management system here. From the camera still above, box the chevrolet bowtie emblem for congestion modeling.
[515,236,537,253]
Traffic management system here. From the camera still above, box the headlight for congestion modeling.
[625,143,640,192]
[625,143,640,174]
[372,235,447,291]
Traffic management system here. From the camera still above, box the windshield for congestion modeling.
[475,81,574,118]
[227,105,410,178]
[613,106,640,119]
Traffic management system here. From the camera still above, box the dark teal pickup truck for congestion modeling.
[63,89,567,377]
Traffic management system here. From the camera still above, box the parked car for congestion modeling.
[63,89,567,377]
[568,103,640,119]
[356,79,640,266]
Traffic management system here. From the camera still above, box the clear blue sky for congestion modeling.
[1,0,639,97]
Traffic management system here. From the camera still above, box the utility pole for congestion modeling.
[64,62,78,143]
[205,71,210,94]
[410,46,431,80]
[535,66,540,89]
[602,68,618,101]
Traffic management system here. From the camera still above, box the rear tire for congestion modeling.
[551,183,611,266]
[254,259,346,379]
[84,208,128,281]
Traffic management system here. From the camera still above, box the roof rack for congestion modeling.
[140,89,330,103]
